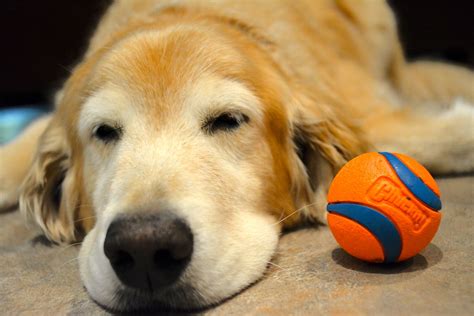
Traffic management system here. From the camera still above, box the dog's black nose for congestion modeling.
[103,212,193,291]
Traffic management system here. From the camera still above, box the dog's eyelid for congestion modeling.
[203,111,250,134]
[92,123,123,143]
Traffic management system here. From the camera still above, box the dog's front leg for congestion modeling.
[0,114,52,211]
[365,101,474,175]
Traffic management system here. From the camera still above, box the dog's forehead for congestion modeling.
[98,27,248,93]
[79,28,265,120]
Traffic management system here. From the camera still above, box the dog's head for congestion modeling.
[20,20,367,311]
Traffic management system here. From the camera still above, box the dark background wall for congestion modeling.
[0,0,472,107]
[0,0,112,106]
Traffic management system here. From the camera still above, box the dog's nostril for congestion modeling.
[154,249,176,269]
[113,250,134,270]
[154,239,193,270]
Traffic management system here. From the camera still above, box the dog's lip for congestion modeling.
[94,282,208,313]
[98,263,268,313]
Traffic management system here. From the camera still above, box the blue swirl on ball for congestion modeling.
[327,203,402,263]
[379,152,441,211]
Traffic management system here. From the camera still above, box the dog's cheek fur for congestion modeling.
[260,104,300,227]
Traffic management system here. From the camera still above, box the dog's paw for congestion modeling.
[0,115,51,212]
[443,97,474,119]
[0,189,19,212]
[0,158,20,212]
[434,98,474,173]
[0,142,28,212]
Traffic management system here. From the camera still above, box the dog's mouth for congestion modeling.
[97,283,209,313]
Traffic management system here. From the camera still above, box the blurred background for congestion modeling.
[0,0,473,142]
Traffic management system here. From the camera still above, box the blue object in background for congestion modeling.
[0,107,50,145]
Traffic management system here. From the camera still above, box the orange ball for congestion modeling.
[326,152,442,263]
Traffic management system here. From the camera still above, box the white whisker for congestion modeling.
[267,261,284,269]
[272,201,320,226]
[74,215,97,223]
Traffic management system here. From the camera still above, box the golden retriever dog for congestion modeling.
[1,0,473,312]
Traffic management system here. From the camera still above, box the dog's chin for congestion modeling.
[96,283,211,313]
[80,252,213,313]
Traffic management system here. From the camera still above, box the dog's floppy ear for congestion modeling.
[288,91,370,224]
[19,55,100,244]
[19,117,81,243]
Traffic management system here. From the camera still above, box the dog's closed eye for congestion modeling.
[93,124,122,143]
[203,112,249,134]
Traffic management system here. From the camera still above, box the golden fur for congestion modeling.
[1,0,473,311]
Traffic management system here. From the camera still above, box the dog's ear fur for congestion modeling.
[19,55,100,244]
[19,118,80,243]
[288,91,370,224]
